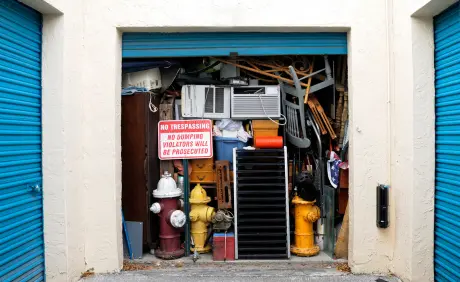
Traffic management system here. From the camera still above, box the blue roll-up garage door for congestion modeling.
[0,0,44,281]
[122,32,347,58]
[434,2,460,281]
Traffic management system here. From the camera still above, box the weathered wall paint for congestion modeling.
[25,0,454,281]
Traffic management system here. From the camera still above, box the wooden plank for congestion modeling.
[212,57,310,88]
[335,204,349,259]
[304,60,314,104]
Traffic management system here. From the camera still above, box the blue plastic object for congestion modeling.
[214,137,246,166]
[434,2,460,281]
[122,32,347,58]
[0,1,45,280]
[121,210,133,260]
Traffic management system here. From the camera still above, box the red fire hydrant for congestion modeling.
[150,171,186,259]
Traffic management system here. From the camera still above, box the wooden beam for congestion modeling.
[212,57,310,88]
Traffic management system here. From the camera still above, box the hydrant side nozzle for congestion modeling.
[305,206,321,222]
[206,207,216,222]
[189,210,199,222]
[170,210,186,228]
[150,202,162,214]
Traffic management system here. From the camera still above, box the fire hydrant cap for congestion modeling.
[150,202,161,214]
[153,171,182,198]
[189,184,211,204]
[170,210,186,228]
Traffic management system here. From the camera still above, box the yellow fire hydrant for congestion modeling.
[291,195,321,256]
[189,184,215,253]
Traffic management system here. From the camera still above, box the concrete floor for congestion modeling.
[85,265,399,282]
[135,251,345,265]
[84,253,400,282]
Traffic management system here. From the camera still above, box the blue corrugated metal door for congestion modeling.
[0,0,44,281]
[122,32,347,58]
[434,2,460,281]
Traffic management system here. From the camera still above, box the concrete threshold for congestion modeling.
[85,254,401,282]
[127,251,347,268]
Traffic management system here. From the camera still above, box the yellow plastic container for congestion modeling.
[252,120,279,142]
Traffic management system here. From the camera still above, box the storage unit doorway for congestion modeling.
[120,32,350,261]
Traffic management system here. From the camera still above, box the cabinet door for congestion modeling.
[121,94,149,246]
[145,94,161,248]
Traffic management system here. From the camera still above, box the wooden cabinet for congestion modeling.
[190,158,215,183]
[121,93,160,250]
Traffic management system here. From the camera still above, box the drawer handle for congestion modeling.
[196,164,205,169]
[197,175,205,180]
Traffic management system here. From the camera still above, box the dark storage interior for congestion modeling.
[120,54,349,261]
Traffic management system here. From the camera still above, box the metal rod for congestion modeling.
[306,109,324,223]
[183,159,190,256]
[298,68,325,81]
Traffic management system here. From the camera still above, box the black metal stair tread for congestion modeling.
[237,170,284,173]
[237,162,284,166]
[237,149,284,153]
[238,246,287,251]
[237,213,285,216]
[237,205,286,209]
[237,190,286,193]
[237,217,286,222]
[237,186,286,189]
[237,190,286,195]
[238,227,286,231]
[237,232,287,237]
[238,183,285,187]
[238,254,288,259]
[238,225,286,229]
[237,156,284,160]
[238,218,286,223]
[237,170,284,174]
[238,239,287,244]
[238,211,286,216]
[237,221,286,224]
[237,176,286,180]
[237,183,285,186]
[237,197,285,201]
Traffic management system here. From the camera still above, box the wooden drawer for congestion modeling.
[191,158,214,172]
[190,171,215,183]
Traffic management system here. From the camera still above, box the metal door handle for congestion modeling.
[29,184,42,193]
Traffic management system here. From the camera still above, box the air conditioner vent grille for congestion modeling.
[215,87,225,113]
[181,85,230,119]
[232,96,280,117]
[204,87,214,113]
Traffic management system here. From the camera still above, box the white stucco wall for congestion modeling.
[23,0,456,281]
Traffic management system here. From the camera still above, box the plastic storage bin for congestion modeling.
[214,136,246,166]
[212,232,235,261]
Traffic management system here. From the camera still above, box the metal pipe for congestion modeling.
[306,109,323,223]
[183,159,191,256]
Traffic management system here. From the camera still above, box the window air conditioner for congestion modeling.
[181,85,231,119]
[122,68,162,90]
[231,85,281,119]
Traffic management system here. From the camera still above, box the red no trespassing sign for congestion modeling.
[158,120,213,160]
